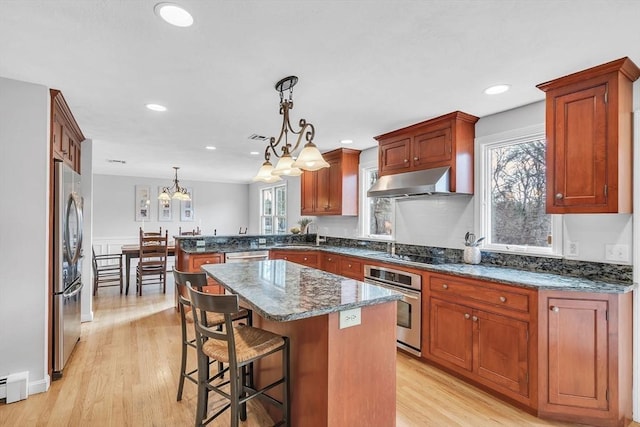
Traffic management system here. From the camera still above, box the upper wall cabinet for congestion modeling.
[301,148,360,216]
[50,89,85,174]
[537,57,640,214]
[374,111,479,194]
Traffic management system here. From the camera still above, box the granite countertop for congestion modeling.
[200,260,403,322]
[184,243,634,294]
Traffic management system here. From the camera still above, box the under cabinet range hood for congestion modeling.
[367,167,458,198]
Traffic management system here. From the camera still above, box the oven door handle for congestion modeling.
[226,254,269,260]
[365,279,420,300]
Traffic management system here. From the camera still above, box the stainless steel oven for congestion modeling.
[364,265,421,356]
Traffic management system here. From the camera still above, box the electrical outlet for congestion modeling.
[339,308,361,329]
[258,238,266,244]
[566,241,579,257]
[605,244,630,263]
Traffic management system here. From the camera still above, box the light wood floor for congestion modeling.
[1,280,637,427]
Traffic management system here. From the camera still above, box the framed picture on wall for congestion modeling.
[180,187,194,221]
[135,185,151,222]
[158,187,172,221]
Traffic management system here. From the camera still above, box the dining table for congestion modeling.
[120,243,176,294]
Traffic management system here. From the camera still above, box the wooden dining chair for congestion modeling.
[92,247,123,295]
[140,226,162,237]
[136,229,169,296]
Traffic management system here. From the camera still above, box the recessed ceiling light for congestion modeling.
[146,103,167,112]
[154,3,193,27]
[250,151,260,155]
[484,84,511,95]
[205,146,216,150]
[340,139,353,145]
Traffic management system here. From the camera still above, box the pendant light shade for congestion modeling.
[292,142,330,171]
[272,153,302,176]
[252,160,283,182]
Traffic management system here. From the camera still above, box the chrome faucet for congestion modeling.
[306,222,326,246]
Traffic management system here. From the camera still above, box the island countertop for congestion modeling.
[200,260,402,322]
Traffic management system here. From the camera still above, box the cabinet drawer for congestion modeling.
[191,254,223,271]
[274,251,319,268]
[430,276,529,313]
[339,258,363,280]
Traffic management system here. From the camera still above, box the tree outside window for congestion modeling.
[483,135,558,253]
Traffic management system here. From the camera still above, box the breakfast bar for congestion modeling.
[201,260,403,427]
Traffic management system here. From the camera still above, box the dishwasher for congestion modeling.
[224,250,270,263]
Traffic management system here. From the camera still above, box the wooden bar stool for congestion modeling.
[187,283,290,427]
[172,269,251,402]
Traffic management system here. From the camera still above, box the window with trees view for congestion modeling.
[482,133,559,254]
[261,184,287,234]
[364,168,394,238]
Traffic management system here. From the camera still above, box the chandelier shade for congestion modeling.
[159,166,191,201]
[252,75,329,182]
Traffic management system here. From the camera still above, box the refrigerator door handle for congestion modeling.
[63,279,83,298]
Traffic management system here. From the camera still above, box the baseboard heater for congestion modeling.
[0,371,29,403]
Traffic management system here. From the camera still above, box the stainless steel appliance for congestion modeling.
[224,251,270,263]
[364,265,422,356]
[53,161,84,379]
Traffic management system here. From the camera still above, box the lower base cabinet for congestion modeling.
[181,252,224,293]
[427,283,533,407]
[538,290,632,427]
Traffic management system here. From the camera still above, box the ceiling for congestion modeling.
[2,0,640,184]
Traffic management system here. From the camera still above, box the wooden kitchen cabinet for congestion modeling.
[321,253,339,274]
[537,57,640,214]
[538,290,632,427]
[270,250,320,268]
[375,111,478,194]
[300,148,360,216]
[50,89,84,173]
[182,252,224,293]
[424,273,536,407]
[337,256,363,280]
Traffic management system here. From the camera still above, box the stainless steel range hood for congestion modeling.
[367,166,458,198]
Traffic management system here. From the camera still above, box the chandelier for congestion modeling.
[252,76,329,183]
[158,166,191,201]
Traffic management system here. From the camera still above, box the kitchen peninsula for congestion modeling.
[201,260,402,427]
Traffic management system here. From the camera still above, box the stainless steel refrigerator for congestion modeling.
[53,161,84,379]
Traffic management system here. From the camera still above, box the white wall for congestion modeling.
[93,174,250,246]
[81,140,93,322]
[0,77,50,393]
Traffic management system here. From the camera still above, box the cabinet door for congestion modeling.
[315,166,331,213]
[546,297,609,410]
[300,170,316,215]
[474,310,529,397]
[547,83,608,213]
[413,125,452,169]
[325,155,343,214]
[429,298,473,371]
[379,137,412,175]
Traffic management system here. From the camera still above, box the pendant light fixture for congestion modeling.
[252,76,329,182]
[158,166,191,201]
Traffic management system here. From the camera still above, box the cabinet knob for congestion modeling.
[464,313,470,319]
[472,315,478,322]
[404,159,409,163]
[499,296,506,303]
[303,257,307,261]
[442,284,448,289]
[328,258,332,261]
[348,264,352,268]
[551,306,559,312]
[555,193,564,199]
[284,257,288,260]
[413,157,419,161]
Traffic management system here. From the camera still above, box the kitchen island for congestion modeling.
[201,260,402,427]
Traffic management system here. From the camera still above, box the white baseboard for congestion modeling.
[29,375,50,395]
[81,310,94,322]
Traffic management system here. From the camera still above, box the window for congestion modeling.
[480,131,561,255]
[261,184,287,234]
[362,167,394,239]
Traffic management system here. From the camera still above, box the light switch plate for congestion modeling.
[339,308,361,329]
[196,240,205,247]
[566,241,579,257]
